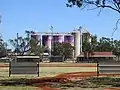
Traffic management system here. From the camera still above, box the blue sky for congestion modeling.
[0,0,120,46]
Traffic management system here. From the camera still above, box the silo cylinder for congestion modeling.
[74,31,80,58]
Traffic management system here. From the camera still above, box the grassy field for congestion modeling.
[0,66,97,79]
[0,63,97,90]
[0,86,37,90]
[0,63,120,90]
[40,67,96,77]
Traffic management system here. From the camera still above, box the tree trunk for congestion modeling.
[118,56,119,61]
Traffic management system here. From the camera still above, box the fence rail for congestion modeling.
[9,56,40,77]
[98,61,120,75]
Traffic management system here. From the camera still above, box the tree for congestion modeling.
[52,42,74,61]
[51,42,62,56]
[0,35,7,58]
[9,30,40,55]
[91,35,98,52]
[9,36,29,55]
[82,33,96,61]
[67,0,120,31]
[112,40,120,60]
[82,39,95,61]
[95,37,113,52]
[61,42,74,61]
[67,0,120,13]
[29,36,44,55]
[29,35,44,61]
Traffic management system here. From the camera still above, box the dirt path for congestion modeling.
[104,88,120,90]
[30,72,96,90]
[34,72,120,90]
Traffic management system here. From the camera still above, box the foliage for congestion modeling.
[67,0,120,13]
[61,42,74,60]
[0,36,7,58]
[95,37,113,52]
[82,33,95,58]
[29,36,44,56]
[87,77,120,87]
[52,42,62,56]
[9,35,29,55]
[8,30,120,60]
[52,42,74,60]
[9,30,44,57]
[66,0,120,59]
[112,40,120,60]
[82,33,120,59]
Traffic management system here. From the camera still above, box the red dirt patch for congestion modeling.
[32,72,97,90]
[104,88,120,90]
[0,64,9,67]
[1,63,120,90]
[56,72,97,79]
[33,71,120,90]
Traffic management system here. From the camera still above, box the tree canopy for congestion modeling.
[9,31,44,56]
[52,42,74,61]
[67,0,120,13]
[9,33,30,55]
[0,35,8,58]
[29,35,44,56]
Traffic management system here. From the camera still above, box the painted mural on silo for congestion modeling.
[42,35,52,51]
[42,35,48,47]
[52,35,64,43]
[52,35,59,43]
[58,35,64,43]
[64,35,74,46]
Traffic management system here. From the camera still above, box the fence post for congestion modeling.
[97,59,99,78]
[38,62,39,77]
[9,61,11,77]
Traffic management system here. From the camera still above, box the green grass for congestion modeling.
[0,66,97,79]
[0,86,37,90]
[0,66,96,89]
[0,67,38,80]
[0,63,96,90]
[40,67,96,77]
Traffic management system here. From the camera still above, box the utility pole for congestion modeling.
[50,26,53,56]
[78,26,82,53]
[17,33,19,56]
